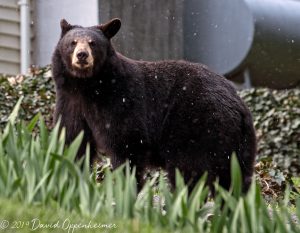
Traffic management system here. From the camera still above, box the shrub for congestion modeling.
[239,88,300,175]
[0,66,55,129]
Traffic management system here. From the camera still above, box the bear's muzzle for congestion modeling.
[71,40,94,70]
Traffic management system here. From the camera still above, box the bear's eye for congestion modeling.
[71,40,77,46]
[88,40,95,46]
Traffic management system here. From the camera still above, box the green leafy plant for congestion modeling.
[0,66,55,129]
[239,88,300,174]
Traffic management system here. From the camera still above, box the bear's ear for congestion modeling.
[60,19,73,37]
[98,18,121,39]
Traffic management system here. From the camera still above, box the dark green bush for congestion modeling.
[0,66,55,129]
[239,88,300,175]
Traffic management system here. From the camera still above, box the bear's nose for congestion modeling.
[76,51,88,61]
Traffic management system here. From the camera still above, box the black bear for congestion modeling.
[52,18,256,192]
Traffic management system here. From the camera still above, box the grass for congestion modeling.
[0,99,300,232]
[0,197,176,233]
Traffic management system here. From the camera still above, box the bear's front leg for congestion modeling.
[54,98,97,162]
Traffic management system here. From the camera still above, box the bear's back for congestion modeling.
[131,59,252,148]
[135,59,244,116]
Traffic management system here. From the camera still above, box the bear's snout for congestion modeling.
[71,40,94,71]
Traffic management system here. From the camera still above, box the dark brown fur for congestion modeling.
[52,19,256,192]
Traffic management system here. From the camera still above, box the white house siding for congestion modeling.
[0,0,20,75]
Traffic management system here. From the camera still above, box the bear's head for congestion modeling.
[57,18,121,78]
